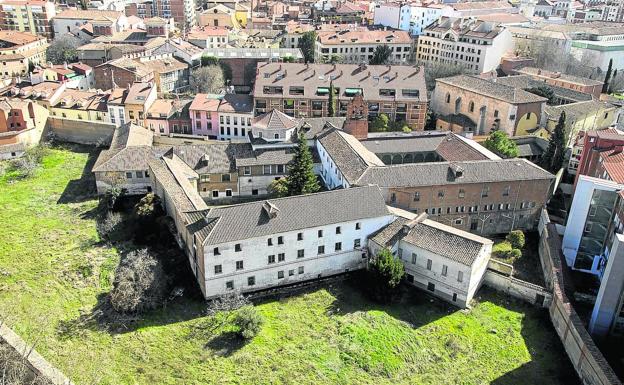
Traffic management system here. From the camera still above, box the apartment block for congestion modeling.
[0,0,55,39]
[0,31,47,80]
[315,29,413,64]
[252,62,428,130]
[416,17,513,74]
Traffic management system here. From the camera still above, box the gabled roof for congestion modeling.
[198,186,390,245]
[437,75,548,104]
[253,109,299,131]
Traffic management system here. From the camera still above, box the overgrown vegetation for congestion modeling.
[369,113,410,133]
[493,230,526,262]
[363,248,405,303]
[0,147,579,384]
[45,35,80,65]
[483,130,519,158]
[1,145,48,182]
[370,45,392,65]
[0,341,53,385]
[190,65,225,94]
[526,85,555,105]
[297,31,316,64]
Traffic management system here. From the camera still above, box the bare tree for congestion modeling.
[421,61,466,91]
[190,65,225,94]
[45,35,81,65]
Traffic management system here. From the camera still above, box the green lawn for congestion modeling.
[0,146,578,385]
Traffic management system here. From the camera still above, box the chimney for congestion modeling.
[614,145,623,154]
[402,213,427,234]
[262,201,280,219]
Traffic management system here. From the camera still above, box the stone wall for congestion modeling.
[484,270,552,307]
[539,209,622,385]
[48,117,115,145]
[0,323,72,385]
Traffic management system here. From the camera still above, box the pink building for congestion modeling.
[145,98,192,135]
[189,94,220,137]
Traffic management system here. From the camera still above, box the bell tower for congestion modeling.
[344,93,368,140]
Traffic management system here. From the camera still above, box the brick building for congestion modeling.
[431,75,547,136]
[514,66,604,99]
[253,62,428,131]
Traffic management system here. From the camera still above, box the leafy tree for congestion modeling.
[190,65,225,93]
[328,80,336,117]
[201,55,220,66]
[483,130,519,158]
[370,113,389,132]
[268,178,288,198]
[285,133,320,196]
[298,31,317,64]
[366,248,405,303]
[526,85,555,104]
[46,35,80,64]
[541,111,567,172]
[233,305,264,339]
[425,108,437,130]
[327,54,342,64]
[602,58,613,94]
[281,56,295,63]
[110,249,168,314]
[506,230,526,249]
[370,44,392,65]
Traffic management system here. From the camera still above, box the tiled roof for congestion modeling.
[317,128,384,184]
[438,75,548,104]
[356,158,554,187]
[426,17,506,39]
[254,62,427,103]
[139,56,188,73]
[253,109,299,131]
[199,186,390,245]
[493,75,593,103]
[516,66,603,87]
[317,29,411,45]
[0,31,43,46]
[218,94,253,113]
[149,157,208,213]
[188,26,229,38]
[601,151,624,184]
[451,1,512,10]
[125,82,154,105]
[544,100,616,122]
[189,94,221,112]
[235,148,296,167]
[54,9,123,20]
[110,122,154,148]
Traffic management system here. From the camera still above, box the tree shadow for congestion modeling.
[57,145,100,204]
[205,331,250,357]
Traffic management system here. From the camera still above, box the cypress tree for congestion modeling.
[286,133,320,196]
[602,59,613,94]
[328,80,336,117]
[542,111,566,173]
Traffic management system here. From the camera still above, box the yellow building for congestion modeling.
[0,31,48,80]
[234,3,249,27]
[0,0,56,39]
[543,100,619,145]
[197,4,241,28]
[49,89,109,122]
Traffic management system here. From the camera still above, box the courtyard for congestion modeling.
[0,145,579,385]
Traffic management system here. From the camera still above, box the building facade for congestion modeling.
[0,0,55,39]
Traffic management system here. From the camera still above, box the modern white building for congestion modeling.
[315,29,413,64]
[373,2,443,36]
[188,186,395,298]
[416,17,513,73]
[369,209,492,307]
[217,94,254,141]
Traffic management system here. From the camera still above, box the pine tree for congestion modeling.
[542,111,566,173]
[297,31,317,64]
[609,69,618,94]
[286,133,320,196]
[328,80,336,117]
[602,59,613,94]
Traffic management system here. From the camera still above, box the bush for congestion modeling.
[110,249,168,314]
[104,185,125,211]
[364,248,405,303]
[96,211,123,240]
[233,305,264,339]
[6,145,48,179]
[509,248,522,259]
[506,230,526,249]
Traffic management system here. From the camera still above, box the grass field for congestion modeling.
[0,146,579,385]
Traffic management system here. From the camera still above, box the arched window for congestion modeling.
[455,97,462,114]
[469,101,474,113]
[445,93,450,103]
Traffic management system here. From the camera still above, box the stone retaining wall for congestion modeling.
[483,270,552,307]
[48,117,115,145]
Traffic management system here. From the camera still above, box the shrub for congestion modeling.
[233,305,264,339]
[506,230,526,249]
[96,211,123,240]
[110,249,168,314]
[104,185,125,211]
[509,248,522,260]
[364,248,405,303]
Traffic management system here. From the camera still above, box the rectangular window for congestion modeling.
[212,190,219,198]
[235,243,242,252]
[263,165,272,175]
[297,249,304,258]
[427,282,435,292]
[458,189,465,198]
[318,245,325,255]
[226,280,234,290]
[481,186,489,197]
[278,270,284,279]
[452,293,457,302]
[268,238,273,246]
[426,259,432,270]
[214,247,220,255]
[355,222,361,230]
[244,166,251,175]
[248,276,255,286]
[411,253,417,264]
[278,253,285,262]
[214,265,222,274]
[222,174,231,182]
[413,192,420,201]
[503,186,510,196]
[336,226,341,234]
[458,271,463,282]
[318,230,323,238]
[335,242,342,251]
[278,236,284,245]
[289,269,294,276]
[398,248,403,260]
[226,189,232,197]
[442,265,448,276]
[236,260,244,270]
[268,255,275,264]
[297,232,303,241]
[298,266,304,274]
[354,239,361,248]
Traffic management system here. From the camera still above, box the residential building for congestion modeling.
[312,1,366,24]
[136,55,189,93]
[197,3,240,28]
[431,75,547,136]
[436,1,517,18]
[416,17,514,74]
[48,88,109,123]
[373,2,442,36]
[252,62,428,130]
[369,210,493,307]
[152,0,195,30]
[106,87,127,126]
[0,97,48,148]
[282,21,314,49]
[124,0,155,19]
[124,81,157,125]
[189,93,220,137]
[5,80,66,109]
[315,28,413,64]
[93,57,154,91]
[52,9,128,37]
[29,62,95,90]
[0,31,47,80]
[543,100,619,146]
[187,26,229,48]
[151,38,203,65]
[145,97,192,134]
[316,127,554,235]
[189,93,255,140]
[515,66,604,98]
[0,0,56,39]
[175,185,394,298]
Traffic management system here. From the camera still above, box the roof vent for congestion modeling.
[449,163,464,179]
[262,201,280,219]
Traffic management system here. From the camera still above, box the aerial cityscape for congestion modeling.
[0,0,623,383]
